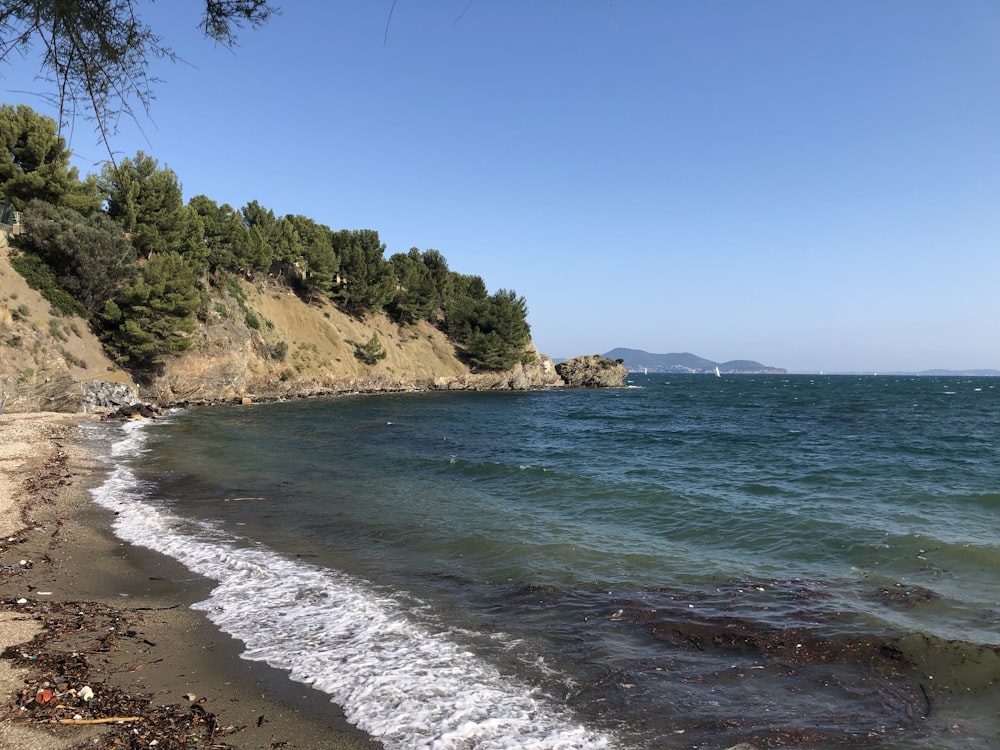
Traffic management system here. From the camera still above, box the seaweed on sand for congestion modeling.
[1,598,243,749]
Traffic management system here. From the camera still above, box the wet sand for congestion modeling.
[0,412,381,750]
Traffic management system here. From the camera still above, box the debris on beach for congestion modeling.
[1,598,242,749]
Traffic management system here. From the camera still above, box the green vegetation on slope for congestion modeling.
[1,104,533,379]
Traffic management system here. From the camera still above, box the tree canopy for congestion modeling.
[333,229,394,314]
[0,1,277,151]
[15,199,136,316]
[0,103,100,212]
[100,250,200,371]
[102,151,189,256]
[445,287,533,371]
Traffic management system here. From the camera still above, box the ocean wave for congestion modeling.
[89,422,617,750]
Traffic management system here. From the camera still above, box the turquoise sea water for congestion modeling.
[88,375,1000,749]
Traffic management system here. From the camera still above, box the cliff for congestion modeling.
[145,278,563,404]
[0,237,563,413]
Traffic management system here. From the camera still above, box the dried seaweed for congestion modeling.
[1,598,242,749]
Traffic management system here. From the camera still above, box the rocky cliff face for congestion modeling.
[555,355,628,388]
[1,240,563,412]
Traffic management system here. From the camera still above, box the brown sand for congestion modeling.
[0,412,382,750]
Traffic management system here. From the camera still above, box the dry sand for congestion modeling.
[0,412,381,750]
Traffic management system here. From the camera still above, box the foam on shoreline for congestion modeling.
[88,419,617,750]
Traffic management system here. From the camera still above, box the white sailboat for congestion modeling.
[715,366,721,377]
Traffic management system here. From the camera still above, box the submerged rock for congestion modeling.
[102,402,161,421]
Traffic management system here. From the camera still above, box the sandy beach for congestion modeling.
[0,412,381,750]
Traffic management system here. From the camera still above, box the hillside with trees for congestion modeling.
[1,104,554,409]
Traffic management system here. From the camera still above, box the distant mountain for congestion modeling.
[604,348,786,374]
[796,369,1000,377]
[915,369,1000,377]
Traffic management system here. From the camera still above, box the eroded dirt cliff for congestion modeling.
[1,239,561,412]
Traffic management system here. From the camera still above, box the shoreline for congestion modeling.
[0,412,381,749]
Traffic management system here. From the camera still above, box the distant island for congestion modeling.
[598,349,999,377]
[821,369,1000,377]
[602,348,786,375]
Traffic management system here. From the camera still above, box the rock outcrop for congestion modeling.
[81,381,139,412]
[555,355,628,388]
[433,349,562,391]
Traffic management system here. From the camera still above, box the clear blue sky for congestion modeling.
[5,1,999,373]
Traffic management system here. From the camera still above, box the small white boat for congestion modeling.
[715,366,721,377]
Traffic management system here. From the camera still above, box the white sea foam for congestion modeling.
[89,422,615,750]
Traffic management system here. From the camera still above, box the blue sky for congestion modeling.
[4,1,999,372]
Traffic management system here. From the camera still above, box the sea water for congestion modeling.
[85,375,1000,749]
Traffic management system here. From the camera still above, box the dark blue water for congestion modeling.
[90,375,1000,749]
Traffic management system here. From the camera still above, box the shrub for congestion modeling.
[48,318,68,342]
[9,254,86,317]
[355,333,387,365]
[269,340,288,361]
[60,347,87,368]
